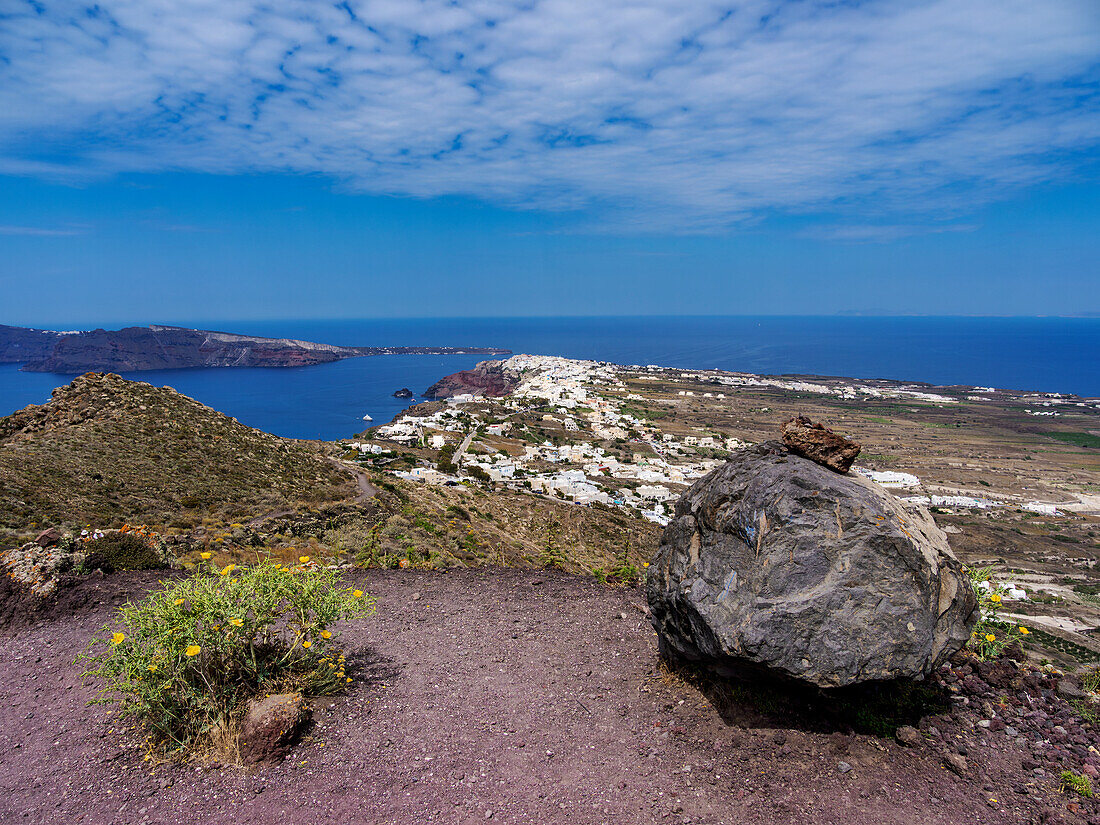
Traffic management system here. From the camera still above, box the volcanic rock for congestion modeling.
[646,442,977,688]
[238,693,311,764]
[781,415,861,473]
[35,528,62,548]
[423,359,520,399]
[896,725,923,748]
[392,388,415,399]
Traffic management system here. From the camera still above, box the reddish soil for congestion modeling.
[0,568,1093,825]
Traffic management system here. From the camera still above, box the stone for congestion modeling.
[35,528,62,548]
[1057,679,1086,701]
[943,754,968,776]
[896,726,923,748]
[781,415,861,474]
[238,693,310,764]
[646,442,978,688]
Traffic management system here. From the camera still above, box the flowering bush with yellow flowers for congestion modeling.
[80,559,374,752]
[965,565,1028,661]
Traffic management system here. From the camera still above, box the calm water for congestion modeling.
[1,316,1097,440]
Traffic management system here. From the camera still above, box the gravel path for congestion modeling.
[0,568,1069,825]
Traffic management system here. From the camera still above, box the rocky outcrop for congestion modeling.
[392,388,414,399]
[781,415,860,473]
[647,442,977,688]
[238,693,311,764]
[423,360,520,399]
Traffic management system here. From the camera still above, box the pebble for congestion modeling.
[838,762,852,774]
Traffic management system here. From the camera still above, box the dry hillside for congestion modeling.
[0,372,353,531]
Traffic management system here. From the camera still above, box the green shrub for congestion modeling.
[83,532,165,573]
[80,560,374,752]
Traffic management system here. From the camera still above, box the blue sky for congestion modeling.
[1,0,1098,324]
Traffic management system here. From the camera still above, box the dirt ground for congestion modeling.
[0,568,1092,825]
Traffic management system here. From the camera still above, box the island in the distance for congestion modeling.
[0,324,511,374]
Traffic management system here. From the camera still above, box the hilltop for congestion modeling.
[0,372,354,530]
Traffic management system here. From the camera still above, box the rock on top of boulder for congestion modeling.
[782,415,861,473]
[647,442,977,688]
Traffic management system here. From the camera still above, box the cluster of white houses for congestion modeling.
[349,355,1069,525]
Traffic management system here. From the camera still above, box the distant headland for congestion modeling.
[0,324,511,374]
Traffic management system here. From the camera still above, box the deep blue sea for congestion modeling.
[1,316,1097,440]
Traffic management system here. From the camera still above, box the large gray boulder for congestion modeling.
[647,442,977,688]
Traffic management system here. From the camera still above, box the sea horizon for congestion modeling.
[1,315,1097,441]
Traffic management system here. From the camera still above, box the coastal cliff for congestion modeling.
[0,324,510,373]
[422,359,520,399]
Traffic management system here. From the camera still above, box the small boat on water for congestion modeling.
[362,414,373,421]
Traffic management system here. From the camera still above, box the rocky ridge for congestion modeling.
[0,323,510,373]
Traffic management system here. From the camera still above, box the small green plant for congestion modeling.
[966,566,1029,660]
[1084,666,1100,694]
[539,518,567,568]
[80,559,374,753]
[605,533,639,584]
[1061,770,1094,798]
[1071,699,1100,726]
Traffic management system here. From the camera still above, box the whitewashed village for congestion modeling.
[347,354,1093,528]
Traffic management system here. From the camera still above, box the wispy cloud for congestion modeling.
[0,224,88,236]
[0,0,1097,231]
[800,223,983,243]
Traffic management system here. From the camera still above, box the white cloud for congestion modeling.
[1,0,1097,230]
[0,224,88,236]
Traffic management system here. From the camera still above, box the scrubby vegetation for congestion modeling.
[80,559,374,753]
[82,531,165,573]
[0,372,352,530]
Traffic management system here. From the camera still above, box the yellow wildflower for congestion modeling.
[148,664,157,672]
[112,632,125,645]
[989,593,1002,603]
[173,598,184,606]
[985,634,996,642]
[229,618,243,628]
[321,630,332,639]
[220,564,236,576]
[353,590,363,599]
[347,677,352,683]
[1019,627,1030,635]
[200,552,211,560]
[299,555,310,564]
[185,645,201,657]
[302,640,312,649]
